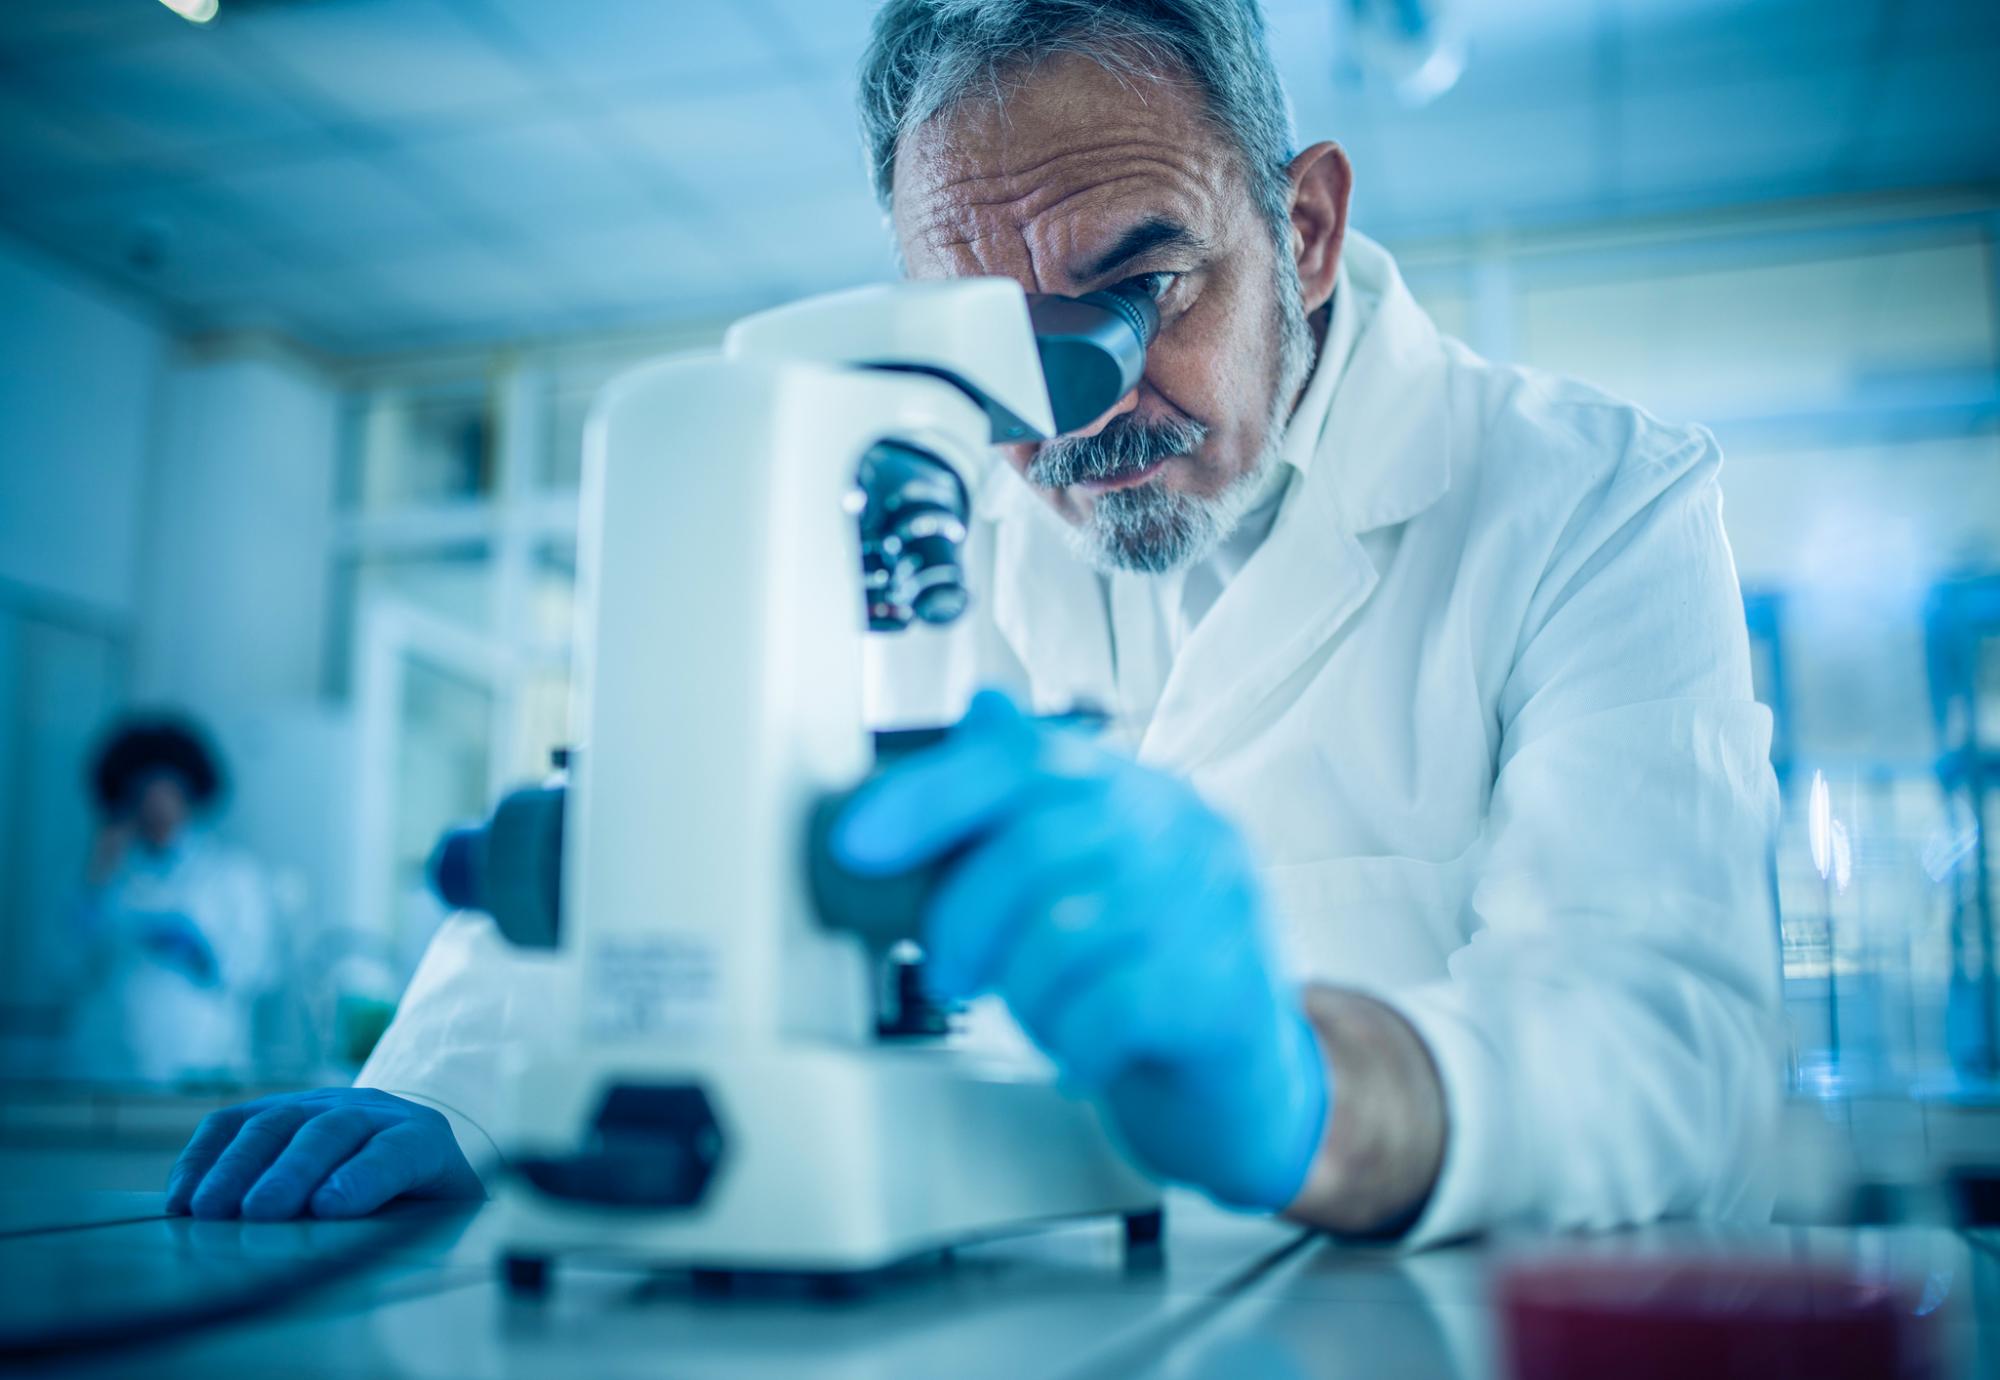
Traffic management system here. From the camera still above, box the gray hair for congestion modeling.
[857,0,1298,241]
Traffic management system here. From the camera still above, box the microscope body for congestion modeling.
[490,281,1160,1281]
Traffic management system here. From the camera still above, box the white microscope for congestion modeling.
[429,276,1166,1292]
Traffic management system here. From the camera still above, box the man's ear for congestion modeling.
[1286,141,1352,313]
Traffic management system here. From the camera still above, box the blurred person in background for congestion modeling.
[67,714,274,1085]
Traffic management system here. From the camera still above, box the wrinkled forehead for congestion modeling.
[890,52,1240,289]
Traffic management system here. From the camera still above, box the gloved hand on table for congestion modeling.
[167,1088,485,1221]
[834,689,1330,1210]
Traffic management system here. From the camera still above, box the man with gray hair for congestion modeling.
[862,0,1318,580]
[835,0,1784,1243]
[166,0,1783,1248]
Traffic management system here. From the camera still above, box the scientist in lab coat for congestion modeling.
[70,715,273,1085]
[165,0,1782,1241]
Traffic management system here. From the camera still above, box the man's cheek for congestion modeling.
[1138,337,1214,431]
[1168,298,1268,426]
[998,441,1035,478]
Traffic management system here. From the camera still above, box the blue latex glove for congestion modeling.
[166,1088,485,1221]
[138,911,220,987]
[835,690,1329,1210]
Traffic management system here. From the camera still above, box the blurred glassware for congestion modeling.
[1922,574,2000,1092]
[1782,760,1960,1102]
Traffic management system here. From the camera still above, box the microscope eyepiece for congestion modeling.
[849,281,1163,634]
[1077,281,1160,352]
[1026,281,1161,435]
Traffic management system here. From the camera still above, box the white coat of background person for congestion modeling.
[186,0,1783,1242]
[69,717,274,1085]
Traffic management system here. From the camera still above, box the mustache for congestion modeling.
[1028,413,1209,489]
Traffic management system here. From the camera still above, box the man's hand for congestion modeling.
[834,690,1329,1210]
[166,1088,485,1221]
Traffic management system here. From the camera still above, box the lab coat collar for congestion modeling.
[1317,231,1454,535]
[986,231,1455,762]
[1136,429,1377,767]
[1276,250,1359,482]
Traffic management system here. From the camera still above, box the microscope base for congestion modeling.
[493,1043,1161,1287]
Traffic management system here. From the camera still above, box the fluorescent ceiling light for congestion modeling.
[158,0,220,23]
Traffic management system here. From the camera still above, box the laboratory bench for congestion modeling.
[5,1084,1999,1376]
[1,1188,1994,1378]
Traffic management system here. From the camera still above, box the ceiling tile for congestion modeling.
[7,178,292,306]
[0,0,185,60]
[717,183,895,297]
[183,256,409,349]
[473,0,778,89]
[228,0,544,124]
[363,238,565,325]
[0,85,152,204]
[199,150,461,251]
[388,111,660,239]
[29,25,325,156]
[2,0,1985,357]
[610,80,867,210]
[538,214,747,306]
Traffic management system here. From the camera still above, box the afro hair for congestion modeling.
[89,714,227,815]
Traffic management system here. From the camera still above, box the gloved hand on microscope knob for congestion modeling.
[832,689,1330,1211]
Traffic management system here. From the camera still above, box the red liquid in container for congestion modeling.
[1498,1254,1947,1380]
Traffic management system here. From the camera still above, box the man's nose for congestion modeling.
[1062,385,1140,440]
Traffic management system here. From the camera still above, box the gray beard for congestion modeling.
[1032,254,1319,576]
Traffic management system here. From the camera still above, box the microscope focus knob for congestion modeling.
[856,442,973,632]
[425,782,566,949]
[429,825,484,911]
[912,576,968,625]
[900,533,969,625]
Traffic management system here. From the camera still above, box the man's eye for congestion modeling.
[1124,270,1179,303]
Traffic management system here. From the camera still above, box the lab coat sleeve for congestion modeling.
[1382,424,1784,1246]
[353,911,563,1180]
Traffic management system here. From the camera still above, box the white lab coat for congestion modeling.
[360,232,1783,1245]
[70,832,274,1084]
